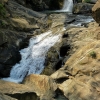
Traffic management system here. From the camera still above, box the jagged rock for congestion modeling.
[0,0,49,77]
[6,0,47,31]
[0,93,17,100]
[57,41,100,100]
[0,30,29,77]
[92,0,100,25]
[0,80,39,100]
[73,3,94,14]
[49,22,100,100]
[23,74,57,100]
[15,0,64,11]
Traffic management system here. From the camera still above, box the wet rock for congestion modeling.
[23,74,57,100]
[42,33,70,75]
[0,30,29,77]
[6,0,47,31]
[73,3,94,14]
[0,0,49,77]
[15,0,64,11]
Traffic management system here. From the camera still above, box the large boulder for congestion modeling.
[73,3,94,14]
[0,93,17,100]
[23,74,57,100]
[50,22,100,100]
[92,0,100,25]
[0,30,28,77]
[0,80,39,100]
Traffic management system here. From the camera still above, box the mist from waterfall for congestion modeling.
[62,0,73,12]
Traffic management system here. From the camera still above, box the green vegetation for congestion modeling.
[0,3,6,18]
[89,51,96,59]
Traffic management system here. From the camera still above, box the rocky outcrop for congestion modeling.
[50,22,100,100]
[0,80,39,100]
[15,0,64,11]
[0,0,48,77]
[0,93,17,100]
[57,40,100,100]
[23,74,57,100]
[92,0,100,25]
[73,3,94,14]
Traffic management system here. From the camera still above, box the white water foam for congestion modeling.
[62,0,73,12]
[3,31,62,83]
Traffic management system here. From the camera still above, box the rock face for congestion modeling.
[51,22,100,100]
[23,74,57,100]
[58,41,100,100]
[16,0,64,11]
[0,0,48,77]
[0,93,17,100]
[73,3,94,14]
[92,0,100,25]
[0,80,39,100]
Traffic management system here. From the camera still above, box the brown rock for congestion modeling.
[92,0,100,24]
[0,93,17,100]
[23,74,57,100]
[0,80,39,100]
[73,3,94,14]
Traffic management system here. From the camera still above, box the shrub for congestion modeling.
[89,51,96,59]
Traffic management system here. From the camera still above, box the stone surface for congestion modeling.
[23,74,57,100]
[0,80,39,100]
[73,3,94,14]
[0,0,48,77]
[0,30,28,77]
[58,41,100,99]
[92,0,100,24]
[0,93,17,100]
[50,22,100,100]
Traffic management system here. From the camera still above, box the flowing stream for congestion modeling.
[2,0,94,83]
[3,28,65,83]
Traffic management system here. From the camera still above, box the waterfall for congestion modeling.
[62,0,73,12]
[3,30,65,83]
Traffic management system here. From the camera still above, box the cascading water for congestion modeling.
[62,0,73,12]
[3,29,65,83]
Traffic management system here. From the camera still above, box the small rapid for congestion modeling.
[3,30,65,83]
